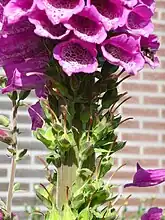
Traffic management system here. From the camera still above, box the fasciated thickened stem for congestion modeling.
[56,148,78,210]
[6,99,19,216]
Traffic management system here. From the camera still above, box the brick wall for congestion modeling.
[113,0,165,214]
[0,1,165,218]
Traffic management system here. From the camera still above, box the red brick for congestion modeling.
[122,82,158,93]
[144,147,165,155]
[119,120,140,129]
[143,71,165,81]
[122,133,158,142]
[143,121,165,130]
[124,186,159,194]
[122,158,159,168]
[119,146,140,154]
[123,107,159,117]
[144,96,165,105]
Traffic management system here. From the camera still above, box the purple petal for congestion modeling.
[141,207,163,220]
[28,7,70,39]
[2,53,48,93]
[87,0,128,31]
[28,101,44,130]
[36,0,85,25]
[65,6,107,44]
[126,5,154,36]
[53,38,98,76]
[4,0,35,24]
[101,34,145,75]
[124,163,165,188]
[141,34,160,68]
[0,19,46,66]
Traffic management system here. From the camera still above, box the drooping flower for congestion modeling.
[141,34,160,68]
[124,163,165,188]
[87,0,128,31]
[141,207,163,220]
[1,53,48,95]
[101,34,145,75]
[126,5,154,36]
[53,38,98,76]
[36,0,85,25]
[28,101,44,130]
[64,6,107,44]
[0,19,45,66]
[28,7,70,40]
[0,129,13,145]
[4,0,35,24]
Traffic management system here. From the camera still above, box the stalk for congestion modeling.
[6,98,19,216]
[56,148,78,210]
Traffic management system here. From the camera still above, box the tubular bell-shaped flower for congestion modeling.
[0,18,46,66]
[36,0,85,25]
[4,0,35,24]
[53,38,98,76]
[126,5,154,36]
[87,0,128,31]
[1,53,48,95]
[101,34,145,75]
[141,207,163,220]
[28,101,44,130]
[28,7,70,40]
[141,34,160,68]
[124,163,165,188]
[64,6,107,44]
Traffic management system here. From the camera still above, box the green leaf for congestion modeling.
[71,194,85,210]
[77,168,93,180]
[13,183,21,192]
[102,89,118,109]
[90,189,109,207]
[45,208,60,220]
[62,204,76,220]
[111,141,126,154]
[99,157,113,178]
[80,142,94,161]
[80,106,90,123]
[101,62,119,76]
[0,115,10,127]
[78,208,93,220]
[112,116,122,129]
[16,149,27,161]
[35,185,52,209]
[19,90,31,100]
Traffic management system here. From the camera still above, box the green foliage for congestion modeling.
[32,60,136,219]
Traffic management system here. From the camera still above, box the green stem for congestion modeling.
[6,99,19,216]
[56,148,78,210]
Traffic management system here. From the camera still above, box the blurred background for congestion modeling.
[0,0,165,219]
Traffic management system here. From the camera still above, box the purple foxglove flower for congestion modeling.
[4,0,35,24]
[28,101,44,130]
[28,7,70,40]
[141,34,160,68]
[1,53,48,94]
[126,5,154,36]
[141,207,163,220]
[124,163,165,188]
[64,6,107,44]
[53,38,98,76]
[87,0,128,31]
[0,4,3,30]
[101,34,145,75]
[122,0,138,8]
[0,21,45,66]
[36,0,85,25]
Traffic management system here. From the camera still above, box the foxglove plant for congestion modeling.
[0,0,163,219]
